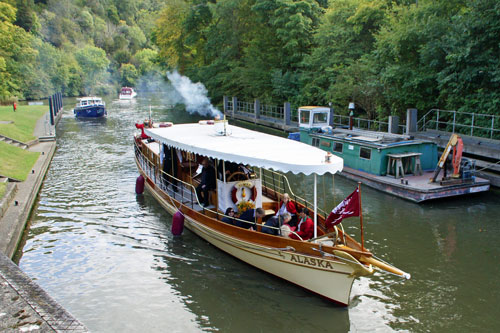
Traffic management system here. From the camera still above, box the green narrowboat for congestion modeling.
[295,106,490,202]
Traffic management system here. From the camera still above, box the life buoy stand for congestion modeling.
[231,180,257,204]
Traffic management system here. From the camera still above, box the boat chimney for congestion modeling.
[348,102,355,130]
[214,116,231,136]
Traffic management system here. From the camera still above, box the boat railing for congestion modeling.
[134,140,297,235]
[261,168,327,218]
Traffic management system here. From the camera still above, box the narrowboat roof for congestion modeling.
[145,122,343,175]
[309,128,435,149]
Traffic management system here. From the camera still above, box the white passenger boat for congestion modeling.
[134,119,410,305]
[119,87,137,100]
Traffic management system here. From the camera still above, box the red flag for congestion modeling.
[325,188,360,228]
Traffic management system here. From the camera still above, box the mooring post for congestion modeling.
[51,94,56,115]
[58,92,62,112]
[48,96,55,126]
[388,115,400,134]
[406,108,418,134]
[223,96,229,115]
[55,94,59,114]
[254,99,260,124]
[231,96,237,116]
[284,102,291,127]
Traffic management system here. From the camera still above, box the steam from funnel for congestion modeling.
[167,71,222,118]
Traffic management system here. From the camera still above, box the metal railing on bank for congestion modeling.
[417,109,500,139]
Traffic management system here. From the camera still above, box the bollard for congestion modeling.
[49,96,55,125]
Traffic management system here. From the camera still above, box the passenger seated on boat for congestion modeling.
[289,208,314,240]
[196,158,216,207]
[221,207,235,225]
[276,193,298,227]
[235,208,265,230]
[262,213,291,236]
[278,213,295,237]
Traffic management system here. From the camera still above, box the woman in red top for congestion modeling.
[277,193,297,227]
[290,208,314,240]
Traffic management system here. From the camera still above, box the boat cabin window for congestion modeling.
[300,110,310,124]
[313,112,328,124]
[312,137,320,147]
[333,142,343,153]
[360,147,371,160]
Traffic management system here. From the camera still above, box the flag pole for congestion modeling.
[313,174,318,239]
[358,182,365,251]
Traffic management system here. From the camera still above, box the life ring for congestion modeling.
[231,180,258,204]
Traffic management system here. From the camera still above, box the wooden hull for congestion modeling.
[136,157,366,305]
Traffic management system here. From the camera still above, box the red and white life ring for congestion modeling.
[231,180,257,204]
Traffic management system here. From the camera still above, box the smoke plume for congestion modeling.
[166,71,222,118]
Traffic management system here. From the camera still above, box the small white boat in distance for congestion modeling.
[119,87,137,100]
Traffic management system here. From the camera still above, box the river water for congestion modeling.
[17,96,500,332]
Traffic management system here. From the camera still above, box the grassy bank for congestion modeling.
[0,141,39,181]
[0,183,6,200]
[0,105,48,143]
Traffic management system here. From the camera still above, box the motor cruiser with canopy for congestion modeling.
[134,119,410,305]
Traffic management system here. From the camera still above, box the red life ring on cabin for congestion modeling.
[231,181,258,204]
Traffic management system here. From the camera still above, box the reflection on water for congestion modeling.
[18,95,500,332]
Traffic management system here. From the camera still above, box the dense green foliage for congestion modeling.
[154,0,500,120]
[0,0,162,101]
[1,0,499,122]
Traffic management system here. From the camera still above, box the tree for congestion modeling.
[302,0,387,110]
[154,0,189,71]
[75,45,110,94]
[15,0,40,34]
[437,0,500,116]
[120,63,138,87]
[133,48,159,76]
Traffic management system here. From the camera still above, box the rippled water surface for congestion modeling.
[18,96,500,332]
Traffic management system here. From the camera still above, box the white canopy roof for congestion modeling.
[145,122,343,175]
